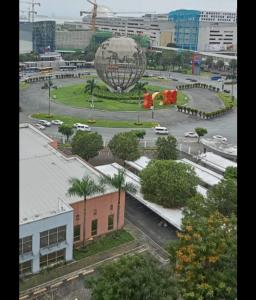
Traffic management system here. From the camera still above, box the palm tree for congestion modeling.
[67,176,104,247]
[134,81,148,124]
[100,169,137,230]
[84,79,98,121]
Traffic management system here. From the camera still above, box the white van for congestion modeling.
[76,124,91,132]
[154,126,169,135]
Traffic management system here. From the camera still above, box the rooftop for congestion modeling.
[125,156,151,172]
[178,158,223,186]
[96,162,208,230]
[197,152,237,173]
[20,124,116,225]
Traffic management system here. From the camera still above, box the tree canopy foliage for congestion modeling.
[58,124,74,142]
[71,131,103,161]
[108,131,140,161]
[155,135,177,160]
[88,254,179,300]
[140,160,199,208]
[224,166,237,181]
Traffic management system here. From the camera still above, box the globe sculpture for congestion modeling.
[94,36,147,92]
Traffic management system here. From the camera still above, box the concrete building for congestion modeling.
[82,10,174,47]
[168,9,237,52]
[56,29,93,51]
[20,124,124,275]
[19,22,33,54]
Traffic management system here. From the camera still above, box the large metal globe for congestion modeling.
[94,36,146,92]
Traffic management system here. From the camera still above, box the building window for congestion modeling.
[108,215,114,231]
[40,226,66,248]
[93,209,97,216]
[74,225,80,242]
[91,219,98,236]
[19,260,32,275]
[40,249,65,269]
[110,204,113,211]
[19,236,32,255]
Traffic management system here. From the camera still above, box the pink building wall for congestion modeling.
[71,191,125,244]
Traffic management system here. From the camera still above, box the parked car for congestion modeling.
[170,78,178,81]
[213,135,227,142]
[158,76,166,79]
[154,126,169,135]
[73,123,82,128]
[51,120,64,125]
[223,89,230,93]
[76,124,91,132]
[38,119,51,127]
[190,79,197,82]
[34,123,46,130]
[184,131,198,138]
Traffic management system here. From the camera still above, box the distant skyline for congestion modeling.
[20,0,237,19]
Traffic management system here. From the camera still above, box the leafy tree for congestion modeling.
[130,130,146,139]
[131,34,150,48]
[88,254,179,300]
[229,59,237,71]
[67,176,104,246]
[160,50,172,70]
[224,166,237,180]
[71,131,103,161]
[58,124,74,143]
[168,210,237,300]
[155,135,177,160]
[19,51,39,62]
[108,132,140,162]
[140,160,199,208]
[216,60,224,70]
[194,127,208,142]
[205,56,213,69]
[100,169,137,230]
[207,178,237,216]
[133,81,148,124]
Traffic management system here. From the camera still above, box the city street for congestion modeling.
[20,72,237,144]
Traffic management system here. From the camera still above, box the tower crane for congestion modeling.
[20,0,40,22]
[80,0,97,32]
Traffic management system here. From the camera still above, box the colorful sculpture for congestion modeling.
[144,90,177,108]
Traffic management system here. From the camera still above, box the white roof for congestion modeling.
[125,156,151,172]
[20,124,116,225]
[198,152,237,173]
[96,163,208,230]
[178,158,223,186]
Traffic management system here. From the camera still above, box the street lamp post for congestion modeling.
[151,105,154,119]
[48,78,51,116]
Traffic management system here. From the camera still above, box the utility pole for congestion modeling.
[21,1,40,22]
[48,78,51,116]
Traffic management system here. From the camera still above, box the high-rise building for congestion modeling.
[19,22,33,54]
[33,21,56,53]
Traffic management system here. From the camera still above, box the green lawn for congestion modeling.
[52,83,188,111]
[31,113,158,128]
[19,82,30,90]
[218,92,237,107]
[74,230,134,260]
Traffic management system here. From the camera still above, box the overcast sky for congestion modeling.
[20,0,237,18]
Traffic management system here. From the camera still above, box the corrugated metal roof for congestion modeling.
[96,163,208,230]
[125,156,151,171]
[198,152,237,172]
[20,124,116,225]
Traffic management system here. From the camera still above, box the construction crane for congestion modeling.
[20,0,40,22]
[80,0,98,32]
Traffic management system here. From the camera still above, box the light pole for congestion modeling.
[231,67,235,102]
[48,78,51,116]
[151,105,154,119]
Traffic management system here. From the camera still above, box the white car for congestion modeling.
[184,131,198,138]
[38,119,51,127]
[34,123,45,130]
[76,124,91,132]
[154,126,169,135]
[213,135,228,142]
[51,120,64,125]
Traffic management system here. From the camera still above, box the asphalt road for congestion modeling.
[125,194,177,247]
[20,71,237,144]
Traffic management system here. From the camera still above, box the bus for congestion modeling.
[59,65,77,71]
[24,67,40,73]
[39,67,53,74]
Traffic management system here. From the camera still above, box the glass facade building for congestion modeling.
[168,10,201,51]
[33,21,56,53]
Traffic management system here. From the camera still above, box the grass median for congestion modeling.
[218,92,237,107]
[74,230,134,260]
[31,113,158,128]
[51,83,188,111]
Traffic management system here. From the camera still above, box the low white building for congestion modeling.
[20,124,73,275]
